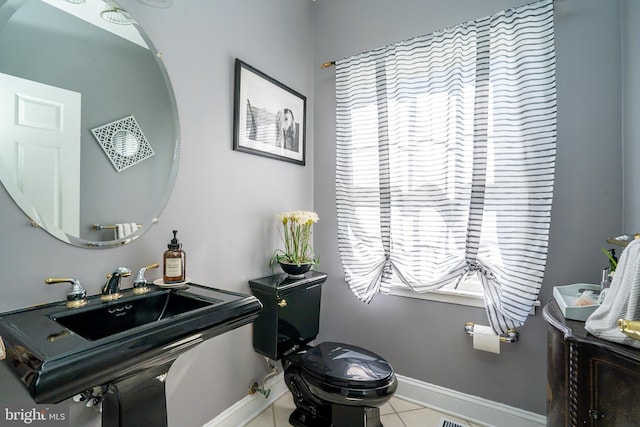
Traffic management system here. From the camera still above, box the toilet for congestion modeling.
[249,271,397,427]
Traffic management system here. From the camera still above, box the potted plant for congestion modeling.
[271,210,319,277]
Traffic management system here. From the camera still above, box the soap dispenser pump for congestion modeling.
[163,230,186,283]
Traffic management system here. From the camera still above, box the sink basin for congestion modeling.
[52,291,218,341]
[0,282,262,422]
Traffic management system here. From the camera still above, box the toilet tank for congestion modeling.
[249,271,328,360]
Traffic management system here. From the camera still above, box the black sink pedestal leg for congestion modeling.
[102,361,174,427]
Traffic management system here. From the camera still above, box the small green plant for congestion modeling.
[270,211,319,270]
[601,247,618,271]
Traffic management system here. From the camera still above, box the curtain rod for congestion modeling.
[320,0,556,70]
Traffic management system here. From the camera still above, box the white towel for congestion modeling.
[115,223,138,239]
[115,224,124,239]
[585,238,640,348]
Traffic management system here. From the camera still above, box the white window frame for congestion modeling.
[388,275,540,314]
[388,275,485,308]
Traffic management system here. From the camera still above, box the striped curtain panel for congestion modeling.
[335,0,556,333]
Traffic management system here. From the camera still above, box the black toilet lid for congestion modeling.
[300,342,394,389]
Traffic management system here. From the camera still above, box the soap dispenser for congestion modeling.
[163,230,186,283]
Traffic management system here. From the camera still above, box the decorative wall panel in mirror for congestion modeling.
[0,0,180,247]
[91,115,155,172]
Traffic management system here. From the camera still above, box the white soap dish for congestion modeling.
[153,278,191,288]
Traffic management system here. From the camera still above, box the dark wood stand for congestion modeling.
[543,300,640,426]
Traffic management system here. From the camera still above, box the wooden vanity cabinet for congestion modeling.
[544,300,640,426]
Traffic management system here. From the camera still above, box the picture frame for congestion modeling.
[233,59,306,165]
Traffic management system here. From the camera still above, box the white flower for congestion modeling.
[271,210,319,267]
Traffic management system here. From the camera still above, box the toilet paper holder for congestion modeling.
[464,322,519,343]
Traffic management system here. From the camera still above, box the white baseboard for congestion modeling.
[395,374,546,427]
[203,374,288,427]
[204,373,546,427]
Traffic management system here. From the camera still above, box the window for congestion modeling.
[335,0,556,333]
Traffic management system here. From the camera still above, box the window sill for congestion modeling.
[388,286,486,308]
[388,286,541,314]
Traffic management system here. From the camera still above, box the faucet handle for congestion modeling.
[107,267,132,279]
[133,263,159,294]
[45,278,88,308]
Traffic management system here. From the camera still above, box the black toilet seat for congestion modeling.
[300,341,395,389]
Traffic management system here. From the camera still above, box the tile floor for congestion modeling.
[244,392,484,427]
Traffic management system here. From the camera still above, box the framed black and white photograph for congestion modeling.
[233,59,306,165]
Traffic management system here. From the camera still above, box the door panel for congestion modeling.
[0,72,81,236]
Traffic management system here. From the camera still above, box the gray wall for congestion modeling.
[313,0,623,416]
[0,1,314,426]
[0,0,632,425]
[623,0,640,232]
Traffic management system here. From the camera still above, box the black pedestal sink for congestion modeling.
[0,283,262,427]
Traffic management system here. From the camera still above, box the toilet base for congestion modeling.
[289,405,383,427]
[284,359,387,427]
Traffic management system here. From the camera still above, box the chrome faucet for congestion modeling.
[101,267,131,301]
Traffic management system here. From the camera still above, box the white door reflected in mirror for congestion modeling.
[0,72,81,239]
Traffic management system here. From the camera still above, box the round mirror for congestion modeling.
[0,0,179,247]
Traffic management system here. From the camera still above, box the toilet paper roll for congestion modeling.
[472,324,500,354]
